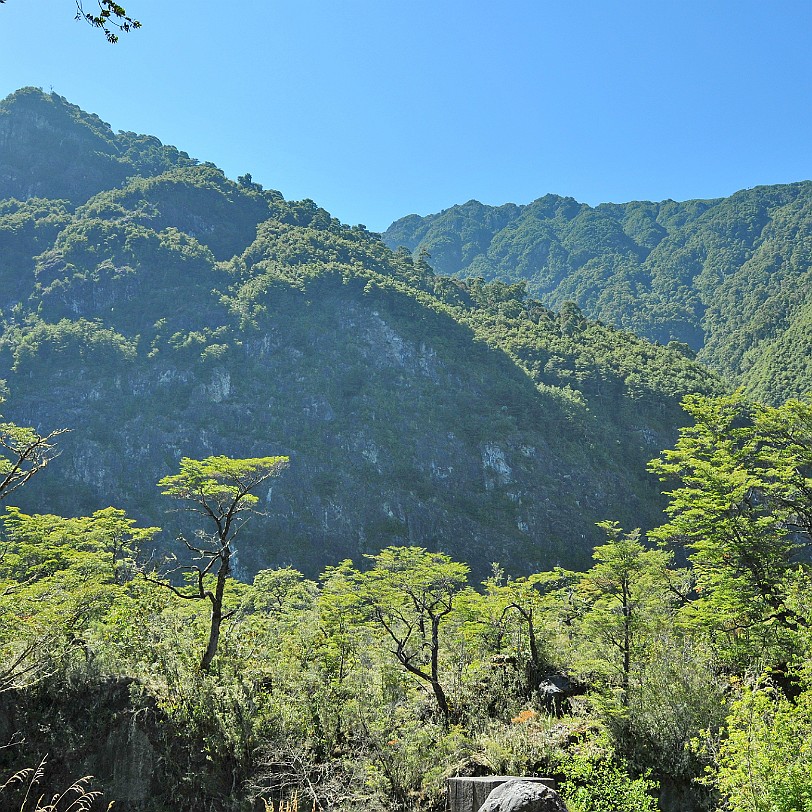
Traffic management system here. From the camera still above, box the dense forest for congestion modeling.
[1,87,812,812]
[384,187,812,404]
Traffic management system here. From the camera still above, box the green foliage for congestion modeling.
[80,165,274,260]
[573,522,673,700]
[560,753,659,812]
[1,505,156,581]
[0,89,193,204]
[74,0,141,43]
[158,454,289,516]
[155,454,289,671]
[1,317,137,372]
[474,711,559,775]
[0,198,72,293]
[0,505,157,691]
[473,567,575,698]
[0,517,805,812]
[385,184,812,403]
[353,546,470,722]
[359,711,471,811]
[715,681,812,812]
[649,392,812,664]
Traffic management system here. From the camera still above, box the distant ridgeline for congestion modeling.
[384,186,812,404]
[0,87,721,578]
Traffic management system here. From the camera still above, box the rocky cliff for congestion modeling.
[0,88,721,578]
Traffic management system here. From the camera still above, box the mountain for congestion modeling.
[0,87,196,204]
[383,186,812,404]
[0,88,721,578]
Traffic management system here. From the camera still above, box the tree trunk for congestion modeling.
[621,579,631,706]
[430,616,451,723]
[200,602,222,672]
[200,546,229,671]
[431,678,451,723]
[526,608,542,692]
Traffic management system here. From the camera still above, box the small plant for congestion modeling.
[1,757,111,812]
[476,711,557,776]
[263,793,318,812]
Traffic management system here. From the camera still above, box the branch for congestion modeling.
[74,0,141,43]
[142,569,207,601]
[0,427,69,502]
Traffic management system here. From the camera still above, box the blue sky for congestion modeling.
[1,1,811,231]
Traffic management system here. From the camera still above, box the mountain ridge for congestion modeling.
[0,87,724,579]
[383,182,812,404]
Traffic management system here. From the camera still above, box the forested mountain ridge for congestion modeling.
[0,87,720,577]
[6,88,812,812]
[383,184,812,403]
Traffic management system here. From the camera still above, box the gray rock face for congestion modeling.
[5,281,676,580]
[0,678,162,810]
[479,778,569,812]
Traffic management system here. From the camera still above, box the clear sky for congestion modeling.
[1,1,811,231]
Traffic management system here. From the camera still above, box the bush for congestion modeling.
[715,681,812,812]
[560,754,659,812]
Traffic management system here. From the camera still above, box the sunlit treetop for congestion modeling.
[158,454,290,529]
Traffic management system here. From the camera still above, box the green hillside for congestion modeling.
[0,88,719,578]
[5,88,812,812]
[384,185,812,403]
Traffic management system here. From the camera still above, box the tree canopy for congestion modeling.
[649,392,812,663]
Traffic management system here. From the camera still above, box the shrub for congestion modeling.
[560,754,659,812]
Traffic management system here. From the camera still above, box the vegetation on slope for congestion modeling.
[384,185,812,403]
[0,87,810,812]
[0,88,721,577]
[1,393,811,812]
[0,88,195,204]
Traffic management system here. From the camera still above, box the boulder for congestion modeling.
[479,778,569,812]
[447,776,557,812]
[536,673,585,715]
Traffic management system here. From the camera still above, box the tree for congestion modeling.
[237,173,264,192]
[0,506,157,691]
[317,560,367,691]
[154,454,289,671]
[575,521,672,705]
[250,566,316,615]
[0,0,140,42]
[0,411,67,502]
[477,566,575,695]
[354,546,469,723]
[649,392,812,661]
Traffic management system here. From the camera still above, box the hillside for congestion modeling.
[383,186,812,404]
[0,88,720,578]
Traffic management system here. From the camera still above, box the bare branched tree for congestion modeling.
[0,419,68,503]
